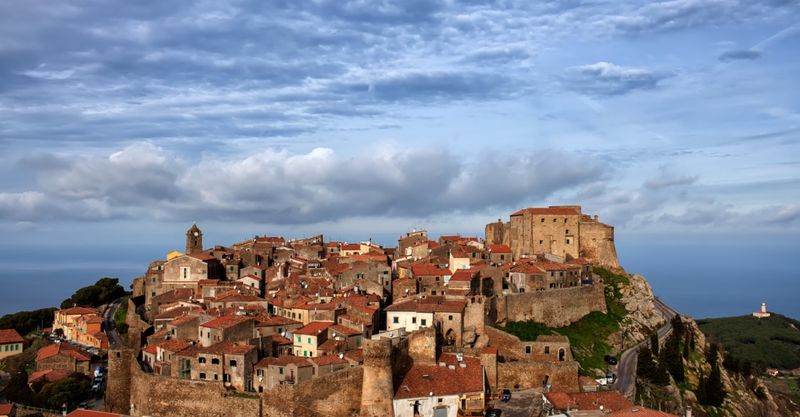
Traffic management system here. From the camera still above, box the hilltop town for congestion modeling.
[2,206,794,417]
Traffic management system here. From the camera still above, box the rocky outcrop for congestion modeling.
[618,274,666,345]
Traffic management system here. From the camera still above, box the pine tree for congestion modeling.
[637,346,669,385]
[650,332,660,356]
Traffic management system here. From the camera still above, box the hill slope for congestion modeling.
[697,314,800,370]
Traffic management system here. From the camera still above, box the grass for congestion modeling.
[501,267,629,375]
[788,377,800,402]
[697,313,800,371]
[114,299,128,328]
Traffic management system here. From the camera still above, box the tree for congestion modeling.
[36,374,92,410]
[706,342,719,365]
[61,277,126,309]
[670,315,685,338]
[704,361,726,407]
[3,363,36,405]
[650,332,660,356]
[660,333,684,383]
[0,307,57,336]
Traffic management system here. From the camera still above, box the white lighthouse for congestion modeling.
[752,302,771,319]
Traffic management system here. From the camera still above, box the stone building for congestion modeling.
[198,315,255,347]
[174,341,258,391]
[35,343,92,375]
[253,355,314,392]
[385,297,465,346]
[485,206,619,268]
[186,224,203,254]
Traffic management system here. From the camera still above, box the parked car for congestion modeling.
[604,355,618,365]
[501,388,512,402]
[486,409,502,417]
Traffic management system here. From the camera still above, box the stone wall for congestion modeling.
[130,362,262,417]
[263,367,363,417]
[498,284,606,327]
[498,360,580,393]
[578,220,619,268]
[360,338,396,417]
[106,348,133,414]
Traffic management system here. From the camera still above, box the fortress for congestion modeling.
[485,206,619,268]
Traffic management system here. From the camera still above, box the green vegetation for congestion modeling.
[502,267,629,374]
[0,307,57,336]
[60,277,127,309]
[697,313,800,371]
[114,298,129,335]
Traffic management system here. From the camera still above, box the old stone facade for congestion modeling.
[485,206,619,268]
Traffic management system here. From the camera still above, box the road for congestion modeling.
[489,388,542,417]
[103,297,126,347]
[612,297,679,398]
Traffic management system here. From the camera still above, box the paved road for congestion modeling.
[612,298,679,398]
[103,297,126,347]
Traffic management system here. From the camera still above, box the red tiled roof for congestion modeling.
[385,297,465,314]
[272,335,293,345]
[254,315,301,327]
[58,306,98,316]
[511,206,581,216]
[329,324,362,337]
[345,349,363,363]
[545,391,633,412]
[0,328,23,344]
[188,252,217,261]
[488,244,512,253]
[28,368,72,384]
[449,269,478,282]
[255,355,312,368]
[36,343,91,362]
[160,338,192,353]
[395,353,483,399]
[0,403,15,415]
[310,354,348,366]
[608,407,679,417]
[411,263,451,277]
[294,321,333,336]
[199,315,253,330]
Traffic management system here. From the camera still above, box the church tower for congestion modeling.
[186,224,203,254]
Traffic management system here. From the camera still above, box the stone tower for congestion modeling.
[185,224,203,254]
[360,338,394,417]
[106,347,134,415]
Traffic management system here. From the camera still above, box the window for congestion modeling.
[421,319,427,326]
[392,316,399,324]
[307,337,312,344]
[229,360,237,367]
[565,229,569,234]
[540,218,544,222]
[297,336,302,342]
[435,276,440,282]
[448,315,453,321]
[553,218,556,222]
[500,255,505,260]
[211,358,220,365]
[214,374,218,380]
[431,290,435,295]
[525,346,531,354]
[199,357,207,364]
[199,373,206,380]
[539,240,543,244]
[279,367,284,375]
[544,346,550,354]
[257,369,264,377]
[181,267,190,280]
[411,317,416,324]
[277,327,283,334]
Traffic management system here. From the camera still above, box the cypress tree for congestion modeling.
[660,332,684,383]
[638,346,669,385]
[706,342,719,365]
[671,315,685,338]
[705,362,726,406]
[650,332,660,356]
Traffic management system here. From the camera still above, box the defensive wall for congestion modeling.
[496,284,606,327]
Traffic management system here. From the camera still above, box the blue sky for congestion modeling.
[1,0,799,248]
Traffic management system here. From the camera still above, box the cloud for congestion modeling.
[644,167,698,189]
[560,62,671,96]
[718,49,761,61]
[3,143,608,224]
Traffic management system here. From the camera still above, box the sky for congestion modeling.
[0,1,799,317]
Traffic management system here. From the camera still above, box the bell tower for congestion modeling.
[186,224,203,254]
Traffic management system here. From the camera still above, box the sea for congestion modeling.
[1,235,797,320]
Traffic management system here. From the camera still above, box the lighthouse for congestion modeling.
[752,302,771,319]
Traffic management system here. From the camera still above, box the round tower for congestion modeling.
[360,338,394,417]
[185,224,203,254]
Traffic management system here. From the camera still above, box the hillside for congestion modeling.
[697,314,800,371]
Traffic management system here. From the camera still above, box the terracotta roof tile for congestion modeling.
[545,391,633,412]
[36,343,91,362]
[199,315,253,330]
[608,407,679,417]
[0,329,23,344]
[511,206,580,216]
[255,355,313,368]
[395,353,483,399]
[309,355,348,366]
[294,321,333,336]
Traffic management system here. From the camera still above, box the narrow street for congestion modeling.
[103,297,126,347]
[612,298,679,398]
